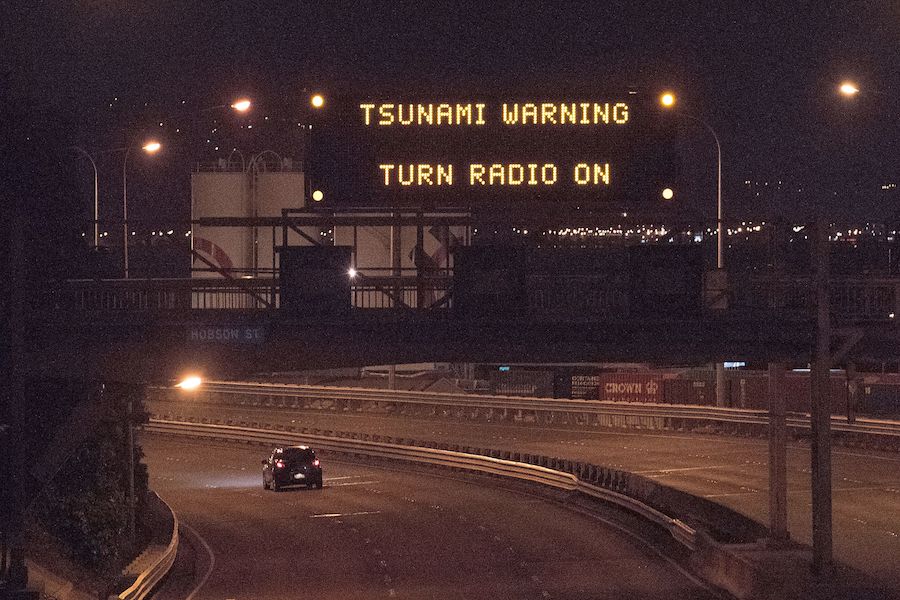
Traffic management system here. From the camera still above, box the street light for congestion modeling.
[230,98,252,112]
[200,97,254,114]
[123,140,162,278]
[71,147,100,247]
[660,92,727,407]
[659,92,723,269]
[838,82,860,97]
[176,375,202,390]
[311,93,325,109]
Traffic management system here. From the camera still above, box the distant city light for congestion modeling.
[348,268,357,278]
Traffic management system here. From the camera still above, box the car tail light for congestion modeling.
[275,460,285,469]
[313,459,320,467]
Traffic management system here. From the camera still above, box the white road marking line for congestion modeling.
[634,465,732,474]
[182,521,215,600]
[311,510,381,518]
[326,475,366,481]
[704,485,894,499]
[326,480,380,487]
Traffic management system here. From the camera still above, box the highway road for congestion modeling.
[148,398,900,593]
[144,435,719,600]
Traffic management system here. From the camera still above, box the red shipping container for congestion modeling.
[598,373,665,403]
[729,375,768,409]
[663,379,691,404]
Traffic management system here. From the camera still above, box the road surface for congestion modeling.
[144,435,718,600]
[147,397,900,592]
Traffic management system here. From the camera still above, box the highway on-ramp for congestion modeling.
[144,435,718,600]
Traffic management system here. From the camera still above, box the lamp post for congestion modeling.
[71,147,100,247]
[660,93,723,268]
[122,141,161,278]
[660,92,727,406]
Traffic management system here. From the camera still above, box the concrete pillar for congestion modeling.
[715,362,728,407]
[768,362,789,543]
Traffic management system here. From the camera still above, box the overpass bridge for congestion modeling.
[20,269,900,382]
[13,209,900,382]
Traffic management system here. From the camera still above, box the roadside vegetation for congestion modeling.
[25,382,151,593]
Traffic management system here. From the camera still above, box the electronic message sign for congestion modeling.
[308,91,681,210]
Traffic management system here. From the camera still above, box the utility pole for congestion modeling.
[767,362,788,543]
[126,395,136,545]
[810,217,833,574]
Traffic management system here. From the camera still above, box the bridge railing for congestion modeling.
[731,276,900,322]
[53,274,900,322]
[56,275,455,312]
[58,278,278,311]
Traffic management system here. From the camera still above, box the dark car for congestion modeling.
[262,446,323,491]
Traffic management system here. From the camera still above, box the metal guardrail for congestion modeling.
[181,381,900,441]
[145,419,698,550]
[115,493,179,600]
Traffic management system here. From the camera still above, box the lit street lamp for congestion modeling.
[199,97,254,114]
[123,141,162,278]
[659,92,723,269]
[176,375,203,390]
[71,147,100,247]
[231,98,252,112]
[839,82,860,97]
[660,92,727,407]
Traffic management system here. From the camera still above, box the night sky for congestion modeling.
[3,1,898,226]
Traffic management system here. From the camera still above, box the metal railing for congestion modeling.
[116,492,178,600]
[733,276,900,322]
[57,275,454,311]
[157,381,900,445]
[52,274,900,322]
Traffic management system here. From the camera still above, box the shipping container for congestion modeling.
[861,382,900,416]
[598,373,665,403]
[492,369,555,398]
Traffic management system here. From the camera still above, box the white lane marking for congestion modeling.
[705,484,900,499]
[634,464,732,474]
[326,480,380,487]
[311,510,381,518]
[326,475,367,481]
[182,521,215,600]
